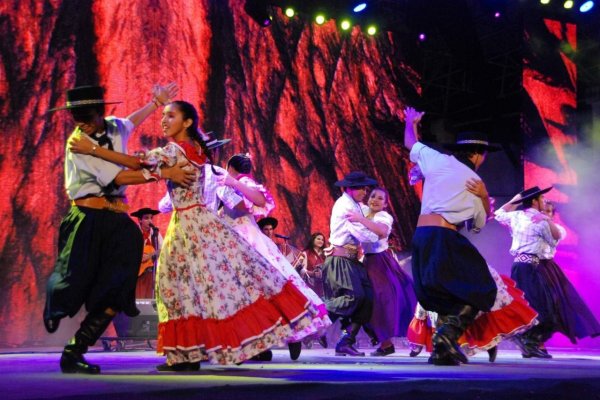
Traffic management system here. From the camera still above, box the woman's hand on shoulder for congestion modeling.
[68,133,95,155]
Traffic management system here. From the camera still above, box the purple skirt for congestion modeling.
[364,251,417,340]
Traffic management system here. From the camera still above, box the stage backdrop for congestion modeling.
[0,0,421,346]
[521,16,600,348]
[1,1,597,349]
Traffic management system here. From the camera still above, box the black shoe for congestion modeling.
[430,351,461,366]
[487,346,498,363]
[409,345,423,357]
[432,332,468,364]
[251,350,273,362]
[335,343,365,356]
[44,317,61,334]
[318,335,328,348]
[60,350,100,374]
[370,345,395,356]
[288,342,302,361]
[156,362,200,372]
[522,346,552,359]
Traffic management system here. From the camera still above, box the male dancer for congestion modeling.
[44,84,193,374]
[404,106,499,365]
[495,186,600,358]
[322,171,379,356]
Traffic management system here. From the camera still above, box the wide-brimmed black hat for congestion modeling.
[257,217,278,230]
[510,186,553,204]
[201,131,231,150]
[334,171,378,188]
[48,86,121,112]
[131,207,160,218]
[443,131,501,152]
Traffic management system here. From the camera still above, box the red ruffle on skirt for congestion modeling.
[461,275,538,351]
[407,318,434,352]
[157,280,310,354]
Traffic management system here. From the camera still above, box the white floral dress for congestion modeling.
[219,175,331,342]
[145,142,314,365]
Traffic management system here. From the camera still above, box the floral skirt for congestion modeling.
[223,214,331,342]
[156,207,318,365]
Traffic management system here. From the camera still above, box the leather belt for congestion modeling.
[327,245,359,260]
[72,197,129,213]
[514,253,540,266]
[417,214,458,231]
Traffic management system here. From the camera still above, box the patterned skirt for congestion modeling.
[156,206,318,365]
[222,214,331,342]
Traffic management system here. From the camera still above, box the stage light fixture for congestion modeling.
[341,19,352,30]
[579,0,595,11]
[563,0,574,8]
[285,7,295,18]
[540,0,551,4]
[418,33,426,41]
[366,25,377,36]
[353,3,368,13]
[315,14,326,25]
[244,0,272,27]
[494,11,501,18]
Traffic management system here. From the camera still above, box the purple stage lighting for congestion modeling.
[418,33,426,41]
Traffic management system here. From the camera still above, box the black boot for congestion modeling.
[362,323,380,346]
[487,346,498,363]
[431,305,478,366]
[288,342,302,361]
[43,303,61,334]
[60,311,114,374]
[335,323,365,356]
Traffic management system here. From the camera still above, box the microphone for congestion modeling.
[149,223,158,231]
[274,233,290,240]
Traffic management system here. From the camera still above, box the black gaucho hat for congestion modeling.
[510,186,553,204]
[48,85,121,112]
[130,208,160,218]
[257,217,278,230]
[443,131,501,152]
[334,171,378,188]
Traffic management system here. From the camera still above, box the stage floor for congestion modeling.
[1,347,600,400]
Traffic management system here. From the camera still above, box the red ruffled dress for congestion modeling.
[408,266,538,353]
[145,142,315,365]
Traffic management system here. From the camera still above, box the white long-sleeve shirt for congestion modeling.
[328,192,379,247]
[410,142,487,229]
[494,208,559,259]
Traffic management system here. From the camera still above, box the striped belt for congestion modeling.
[72,197,129,213]
[514,253,540,266]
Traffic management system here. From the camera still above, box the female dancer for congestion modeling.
[298,233,327,298]
[69,101,319,369]
[346,187,417,356]
[218,153,331,359]
[297,233,328,348]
